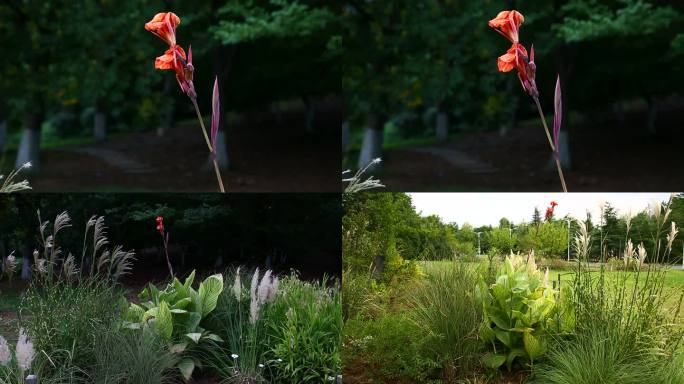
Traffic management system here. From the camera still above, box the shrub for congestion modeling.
[341,269,390,321]
[18,279,121,379]
[343,314,439,383]
[265,275,341,383]
[475,253,557,370]
[408,262,482,381]
[90,328,179,384]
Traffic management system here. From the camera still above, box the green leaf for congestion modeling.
[172,297,192,310]
[494,329,512,348]
[198,274,224,316]
[185,332,202,343]
[478,322,495,343]
[154,301,173,340]
[184,270,196,290]
[523,332,545,361]
[482,353,506,369]
[126,303,145,322]
[506,348,526,371]
[178,357,195,381]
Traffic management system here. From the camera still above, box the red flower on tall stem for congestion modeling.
[489,9,567,192]
[156,216,164,235]
[545,201,558,221]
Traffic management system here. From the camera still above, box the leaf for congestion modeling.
[172,297,192,310]
[154,301,173,340]
[494,329,512,348]
[482,353,506,369]
[185,332,202,343]
[479,322,495,343]
[184,270,196,291]
[553,75,562,155]
[170,342,187,354]
[523,332,545,362]
[178,358,195,381]
[198,274,224,316]
[506,348,527,371]
[205,333,224,343]
[126,303,145,322]
[184,312,202,333]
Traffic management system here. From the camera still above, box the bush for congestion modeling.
[341,269,390,321]
[343,314,439,383]
[475,254,558,370]
[90,328,179,384]
[408,262,482,381]
[266,275,341,383]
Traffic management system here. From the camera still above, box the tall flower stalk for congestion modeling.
[489,10,567,192]
[145,12,225,192]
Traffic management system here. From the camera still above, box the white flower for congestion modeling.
[250,268,260,325]
[231,353,238,359]
[22,162,32,169]
[277,358,282,363]
[16,328,35,371]
[258,364,264,368]
[0,336,11,366]
[232,267,242,301]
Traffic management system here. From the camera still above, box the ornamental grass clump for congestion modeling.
[475,252,558,371]
[532,203,684,383]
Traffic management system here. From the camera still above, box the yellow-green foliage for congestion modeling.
[476,254,557,370]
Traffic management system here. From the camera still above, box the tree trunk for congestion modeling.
[357,114,384,170]
[208,130,230,170]
[436,103,449,141]
[15,113,42,170]
[158,76,175,137]
[21,254,31,280]
[304,98,316,134]
[94,102,106,141]
[647,97,659,135]
[341,120,350,153]
[0,120,6,154]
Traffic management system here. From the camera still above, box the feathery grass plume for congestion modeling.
[573,220,591,260]
[61,253,78,282]
[637,242,647,267]
[233,266,242,300]
[15,328,35,372]
[0,336,10,366]
[666,222,678,254]
[0,162,32,193]
[343,158,385,192]
[623,239,635,268]
[250,267,260,324]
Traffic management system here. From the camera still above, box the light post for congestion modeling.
[567,218,571,262]
[476,232,482,256]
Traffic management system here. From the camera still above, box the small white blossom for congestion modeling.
[231,354,238,359]
[258,363,264,368]
[232,267,242,301]
[0,336,11,366]
[15,328,35,371]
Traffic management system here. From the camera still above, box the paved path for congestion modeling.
[67,147,154,174]
[407,146,497,174]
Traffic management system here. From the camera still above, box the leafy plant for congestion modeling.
[266,275,341,383]
[475,253,557,370]
[123,270,224,380]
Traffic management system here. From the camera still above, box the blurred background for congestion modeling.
[0,193,341,283]
[342,0,684,191]
[0,0,341,192]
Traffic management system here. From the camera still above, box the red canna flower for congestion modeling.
[489,10,538,98]
[156,216,164,234]
[144,12,180,46]
[145,12,196,100]
[545,201,558,221]
[488,10,524,44]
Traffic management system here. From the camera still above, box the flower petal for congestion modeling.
[211,76,220,152]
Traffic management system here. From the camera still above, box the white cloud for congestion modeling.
[408,193,675,227]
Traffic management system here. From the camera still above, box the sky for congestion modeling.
[408,193,675,227]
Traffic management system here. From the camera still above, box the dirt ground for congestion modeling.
[378,100,684,192]
[25,100,340,192]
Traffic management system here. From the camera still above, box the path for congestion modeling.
[68,148,154,174]
[407,146,497,174]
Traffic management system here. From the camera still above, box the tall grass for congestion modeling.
[90,328,179,384]
[533,202,684,383]
[408,261,482,381]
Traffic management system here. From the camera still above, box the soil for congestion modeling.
[26,99,341,192]
[379,99,684,192]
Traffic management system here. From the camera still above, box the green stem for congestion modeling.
[533,96,568,192]
[190,97,226,192]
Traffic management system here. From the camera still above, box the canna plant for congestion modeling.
[145,12,225,192]
[123,270,225,380]
[489,10,567,192]
[475,252,558,370]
